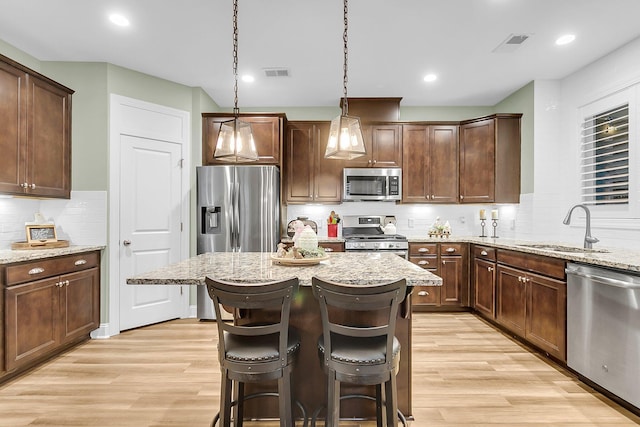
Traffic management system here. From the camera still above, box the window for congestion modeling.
[580,103,629,206]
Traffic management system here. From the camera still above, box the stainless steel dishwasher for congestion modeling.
[566,263,640,410]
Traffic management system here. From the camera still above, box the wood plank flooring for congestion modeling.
[0,313,638,426]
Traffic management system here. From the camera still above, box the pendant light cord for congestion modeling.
[232,0,239,117]
[342,0,349,116]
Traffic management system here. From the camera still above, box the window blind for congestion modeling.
[580,104,629,205]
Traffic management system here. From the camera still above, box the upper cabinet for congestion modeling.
[344,123,402,168]
[0,54,73,199]
[402,124,458,203]
[459,114,522,204]
[284,121,343,204]
[202,113,285,165]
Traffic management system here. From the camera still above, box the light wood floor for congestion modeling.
[0,313,638,426]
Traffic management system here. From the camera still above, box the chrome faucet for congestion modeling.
[563,204,599,249]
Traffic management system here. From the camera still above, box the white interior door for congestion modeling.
[109,94,190,336]
[119,135,184,331]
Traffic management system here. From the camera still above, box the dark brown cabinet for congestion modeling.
[459,114,521,204]
[402,124,458,203]
[472,245,497,318]
[344,123,402,168]
[2,251,100,377]
[0,54,73,199]
[409,242,467,309]
[496,250,567,361]
[202,113,285,165]
[284,121,343,204]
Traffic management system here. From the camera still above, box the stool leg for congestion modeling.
[375,383,384,427]
[326,373,340,427]
[385,376,398,427]
[235,382,244,427]
[219,370,233,427]
[278,368,293,427]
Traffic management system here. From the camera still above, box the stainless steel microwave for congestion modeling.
[343,168,402,201]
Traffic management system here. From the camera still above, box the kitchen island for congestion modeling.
[127,252,441,421]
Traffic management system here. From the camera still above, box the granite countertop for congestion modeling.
[0,245,106,265]
[126,252,442,287]
[407,236,640,273]
[280,237,346,244]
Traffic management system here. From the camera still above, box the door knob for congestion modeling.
[123,240,132,246]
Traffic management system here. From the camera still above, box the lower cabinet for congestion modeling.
[495,250,567,361]
[409,242,467,309]
[472,245,496,318]
[2,251,100,377]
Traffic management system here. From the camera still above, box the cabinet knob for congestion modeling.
[372,160,377,165]
[417,291,429,297]
[487,266,494,272]
[123,240,132,246]
[480,250,488,256]
[460,195,464,200]
[442,260,446,265]
[65,280,70,286]
[21,182,29,188]
[368,160,373,165]
[30,183,36,189]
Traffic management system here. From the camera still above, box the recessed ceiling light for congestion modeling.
[109,13,130,27]
[242,75,255,83]
[423,74,437,83]
[556,34,575,46]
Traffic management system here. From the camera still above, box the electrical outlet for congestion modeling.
[408,218,414,228]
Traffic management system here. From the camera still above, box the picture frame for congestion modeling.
[25,224,58,244]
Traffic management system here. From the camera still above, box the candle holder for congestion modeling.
[479,219,487,237]
[491,219,499,238]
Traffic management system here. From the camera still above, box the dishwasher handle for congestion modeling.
[566,266,640,289]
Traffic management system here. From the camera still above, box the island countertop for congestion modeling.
[126,251,442,287]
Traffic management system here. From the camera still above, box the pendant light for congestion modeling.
[325,0,366,160]
[214,0,258,162]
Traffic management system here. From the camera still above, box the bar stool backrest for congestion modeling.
[312,277,407,371]
[206,277,299,374]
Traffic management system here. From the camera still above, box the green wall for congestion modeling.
[494,81,534,194]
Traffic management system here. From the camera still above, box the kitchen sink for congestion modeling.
[516,243,609,254]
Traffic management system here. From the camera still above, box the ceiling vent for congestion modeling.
[493,33,532,53]
[263,68,290,77]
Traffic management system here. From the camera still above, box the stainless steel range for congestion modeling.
[343,215,408,258]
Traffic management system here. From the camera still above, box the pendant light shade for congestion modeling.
[325,0,366,160]
[213,0,258,163]
[214,118,258,162]
[325,114,366,160]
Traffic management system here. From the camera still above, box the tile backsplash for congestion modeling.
[0,191,107,250]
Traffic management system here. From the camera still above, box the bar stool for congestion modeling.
[311,277,407,427]
[206,276,305,427]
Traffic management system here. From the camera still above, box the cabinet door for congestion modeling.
[203,115,282,165]
[459,118,495,203]
[284,123,315,203]
[0,61,27,195]
[429,125,459,203]
[5,277,61,371]
[26,75,72,198]
[401,125,429,202]
[60,268,100,344]
[496,264,526,337]
[474,258,496,318]
[313,122,343,202]
[370,124,402,168]
[526,273,567,360]
[440,256,463,306]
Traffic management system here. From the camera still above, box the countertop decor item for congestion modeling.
[324,0,366,160]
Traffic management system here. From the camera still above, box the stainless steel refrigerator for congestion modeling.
[196,165,280,319]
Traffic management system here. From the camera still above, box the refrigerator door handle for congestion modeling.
[233,179,240,251]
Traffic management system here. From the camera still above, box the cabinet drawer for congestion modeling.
[440,243,464,256]
[412,286,440,305]
[473,245,496,261]
[497,249,565,280]
[409,256,438,270]
[5,251,99,286]
[321,242,344,252]
[409,243,437,256]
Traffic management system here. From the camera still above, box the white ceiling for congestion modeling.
[1,0,640,108]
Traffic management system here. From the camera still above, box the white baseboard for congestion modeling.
[90,323,112,339]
